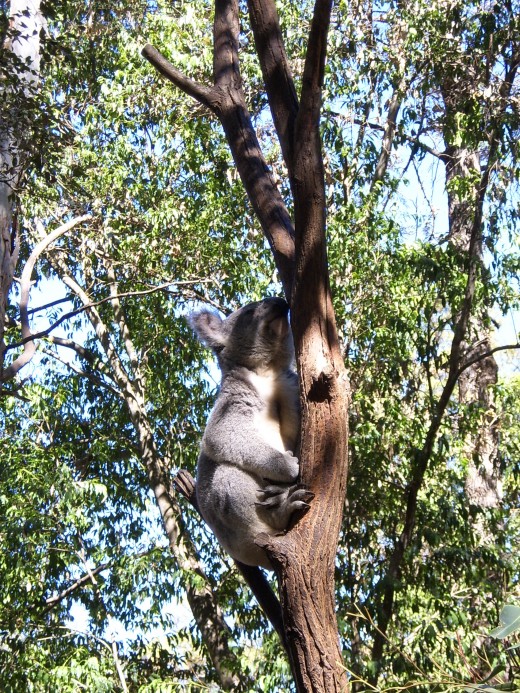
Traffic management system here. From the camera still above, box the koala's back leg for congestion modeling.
[256,483,314,531]
[196,461,284,567]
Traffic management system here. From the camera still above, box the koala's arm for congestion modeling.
[201,397,299,483]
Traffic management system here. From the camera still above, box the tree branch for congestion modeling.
[291,0,337,352]
[212,0,296,298]
[105,261,141,388]
[4,280,203,353]
[457,342,520,379]
[42,347,123,399]
[47,252,244,689]
[43,561,112,612]
[142,6,296,299]
[0,214,91,383]
[27,294,74,315]
[326,110,446,161]
[294,0,332,158]
[45,335,117,383]
[370,10,411,190]
[370,88,402,190]
[73,543,129,693]
[371,202,485,672]
[213,0,241,90]
[141,44,218,111]
[247,0,299,170]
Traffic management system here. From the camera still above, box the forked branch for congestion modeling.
[145,3,350,689]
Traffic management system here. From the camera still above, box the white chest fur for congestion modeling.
[248,370,299,453]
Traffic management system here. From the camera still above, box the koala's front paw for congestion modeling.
[270,451,299,483]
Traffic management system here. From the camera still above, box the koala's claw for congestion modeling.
[288,485,315,505]
[257,483,313,503]
[258,483,290,498]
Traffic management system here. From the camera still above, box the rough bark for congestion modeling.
[144,1,350,689]
[266,4,350,686]
[0,0,43,375]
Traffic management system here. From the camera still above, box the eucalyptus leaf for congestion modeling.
[490,606,520,640]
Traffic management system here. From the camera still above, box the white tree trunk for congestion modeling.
[0,0,43,373]
[444,147,501,513]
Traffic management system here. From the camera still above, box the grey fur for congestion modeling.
[189,297,312,569]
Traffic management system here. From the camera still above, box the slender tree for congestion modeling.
[0,0,43,376]
[368,3,520,678]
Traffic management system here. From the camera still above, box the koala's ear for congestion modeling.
[188,310,226,352]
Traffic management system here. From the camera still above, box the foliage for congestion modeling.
[0,0,519,689]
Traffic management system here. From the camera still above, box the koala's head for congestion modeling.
[189,297,294,375]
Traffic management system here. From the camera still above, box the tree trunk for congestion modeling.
[370,23,517,678]
[259,322,349,692]
[0,0,43,375]
[261,4,350,686]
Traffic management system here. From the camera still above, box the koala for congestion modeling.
[189,297,313,569]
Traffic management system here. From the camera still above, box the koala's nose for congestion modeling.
[264,297,289,313]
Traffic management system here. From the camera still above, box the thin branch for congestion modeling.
[74,545,128,693]
[43,561,112,612]
[105,261,141,384]
[0,214,91,382]
[111,640,129,693]
[370,88,402,190]
[42,347,124,399]
[371,10,413,190]
[40,236,244,688]
[457,342,520,378]
[45,335,117,383]
[326,110,446,160]
[371,186,485,669]
[47,252,133,394]
[27,295,73,315]
[173,469,287,649]
[4,279,201,352]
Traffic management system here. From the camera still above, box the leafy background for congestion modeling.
[0,0,519,690]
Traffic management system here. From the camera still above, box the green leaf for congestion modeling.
[489,605,520,639]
